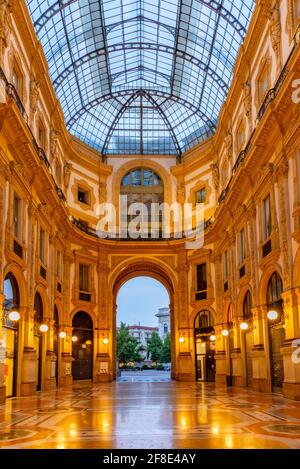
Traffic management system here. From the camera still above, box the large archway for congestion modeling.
[111,260,177,380]
[116,276,171,381]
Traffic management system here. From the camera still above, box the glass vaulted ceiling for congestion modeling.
[26,0,255,157]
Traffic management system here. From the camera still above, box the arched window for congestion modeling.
[72,311,93,330]
[121,168,164,233]
[34,293,44,325]
[4,273,20,311]
[195,310,213,330]
[243,291,252,321]
[267,272,283,305]
[121,168,163,203]
[54,305,59,331]
[3,273,20,327]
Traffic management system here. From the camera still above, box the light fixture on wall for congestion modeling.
[86,339,92,345]
[240,322,249,331]
[8,310,20,322]
[59,331,66,339]
[222,329,229,337]
[267,310,278,321]
[179,337,185,343]
[40,324,48,333]
[81,344,87,349]
[210,334,216,342]
[72,335,78,342]
[103,338,109,345]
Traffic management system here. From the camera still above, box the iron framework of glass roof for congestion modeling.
[26,0,255,158]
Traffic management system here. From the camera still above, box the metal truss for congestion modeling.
[53,42,229,93]
[66,89,217,131]
[33,0,247,37]
[101,90,182,157]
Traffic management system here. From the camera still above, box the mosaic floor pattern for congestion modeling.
[0,381,300,449]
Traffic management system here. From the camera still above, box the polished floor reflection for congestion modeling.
[1,381,300,449]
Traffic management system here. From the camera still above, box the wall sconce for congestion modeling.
[103,338,109,345]
[210,334,216,342]
[179,337,185,343]
[40,324,48,333]
[240,322,249,331]
[222,329,229,337]
[59,331,66,339]
[9,311,20,322]
[72,336,78,342]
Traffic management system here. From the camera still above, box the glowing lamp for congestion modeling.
[59,331,66,339]
[240,322,249,331]
[9,311,20,321]
[103,338,109,345]
[72,336,78,342]
[210,334,216,342]
[222,329,229,337]
[179,337,185,343]
[267,310,278,321]
[40,324,48,333]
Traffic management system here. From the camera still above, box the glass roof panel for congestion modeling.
[26,0,255,157]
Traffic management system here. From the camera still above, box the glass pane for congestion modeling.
[26,0,255,155]
[143,169,153,186]
[131,169,141,186]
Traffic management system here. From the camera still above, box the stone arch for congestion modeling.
[53,298,63,324]
[258,263,283,306]
[111,159,173,209]
[3,263,28,307]
[69,306,97,328]
[236,284,254,317]
[191,305,217,328]
[111,259,175,298]
[34,285,50,319]
[110,256,177,380]
[293,245,300,288]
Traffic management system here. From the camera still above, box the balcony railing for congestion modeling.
[218,26,299,207]
[0,66,67,205]
[72,216,213,241]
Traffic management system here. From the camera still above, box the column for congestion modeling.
[176,250,194,381]
[44,233,56,390]
[94,249,112,383]
[251,306,271,392]
[59,253,73,386]
[281,289,300,400]
[0,294,6,402]
[214,323,227,384]
[20,202,37,396]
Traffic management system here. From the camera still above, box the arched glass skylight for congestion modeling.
[26,0,255,157]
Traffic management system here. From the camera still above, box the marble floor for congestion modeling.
[117,370,171,382]
[1,381,300,449]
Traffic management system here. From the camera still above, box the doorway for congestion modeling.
[267,272,285,392]
[194,310,216,382]
[242,291,253,387]
[116,276,171,382]
[34,292,44,391]
[72,311,93,380]
[3,273,20,397]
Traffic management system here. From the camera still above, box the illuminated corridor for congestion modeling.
[1,382,300,449]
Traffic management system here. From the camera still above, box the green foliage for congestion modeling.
[160,332,171,363]
[156,364,165,370]
[117,322,145,365]
[147,331,163,362]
